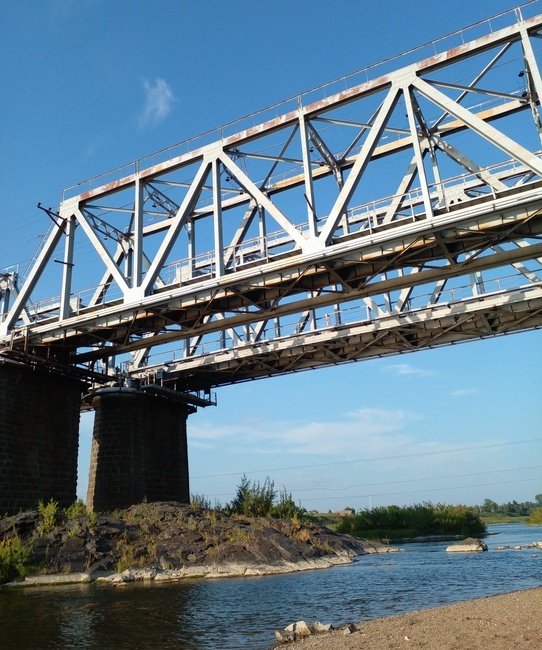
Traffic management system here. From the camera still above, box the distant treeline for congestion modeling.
[477,496,542,517]
[336,503,486,540]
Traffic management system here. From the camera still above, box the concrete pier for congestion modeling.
[86,387,194,512]
[0,360,83,515]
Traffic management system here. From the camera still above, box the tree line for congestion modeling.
[478,495,542,517]
[336,502,486,540]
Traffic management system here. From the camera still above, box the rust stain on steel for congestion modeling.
[222,109,299,147]
[79,174,137,202]
[71,13,542,206]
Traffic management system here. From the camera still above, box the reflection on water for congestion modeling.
[1,524,541,649]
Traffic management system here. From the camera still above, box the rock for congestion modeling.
[276,619,333,642]
[275,629,296,643]
[108,570,135,583]
[0,511,41,540]
[313,621,333,633]
[1,501,401,587]
[159,553,175,570]
[446,537,488,553]
[285,621,313,637]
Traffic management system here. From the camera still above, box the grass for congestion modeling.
[480,514,529,525]
[306,513,343,530]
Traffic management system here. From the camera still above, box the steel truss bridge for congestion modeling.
[1,3,542,400]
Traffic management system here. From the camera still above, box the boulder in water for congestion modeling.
[446,537,488,552]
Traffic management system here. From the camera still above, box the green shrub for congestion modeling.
[191,493,212,510]
[337,502,486,539]
[227,475,277,517]
[0,535,34,583]
[37,498,59,534]
[527,508,542,525]
[226,476,307,521]
[270,488,307,521]
[64,499,87,520]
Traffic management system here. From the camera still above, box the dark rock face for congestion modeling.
[446,537,488,553]
[0,502,395,583]
[0,511,41,540]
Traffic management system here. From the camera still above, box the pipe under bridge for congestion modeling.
[1,3,542,512]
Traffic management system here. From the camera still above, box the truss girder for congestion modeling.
[139,289,542,391]
[2,7,542,386]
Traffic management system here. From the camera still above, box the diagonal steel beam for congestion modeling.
[218,152,307,249]
[412,76,542,176]
[140,159,212,296]
[318,85,402,245]
[0,217,67,337]
[75,208,131,297]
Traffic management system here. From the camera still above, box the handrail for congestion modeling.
[61,2,541,201]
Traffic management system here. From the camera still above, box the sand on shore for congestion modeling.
[272,586,542,649]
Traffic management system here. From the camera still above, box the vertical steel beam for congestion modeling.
[404,87,434,220]
[519,24,542,143]
[187,219,196,281]
[133,177,144,288]
[59,214,75,320]
[258,205,267,258]
[299,111,318,239]
[212,158,225,278]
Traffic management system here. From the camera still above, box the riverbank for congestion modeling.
[272,587,542,649]
[0,501,399,587]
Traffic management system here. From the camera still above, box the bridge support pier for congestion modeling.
[0,360,83,515]
[86,388,194,513]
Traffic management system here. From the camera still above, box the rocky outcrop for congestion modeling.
[1,501,399,587]
[446,537,488,552]
[275,620,334,643]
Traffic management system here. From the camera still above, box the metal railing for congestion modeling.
[61,2,541,201]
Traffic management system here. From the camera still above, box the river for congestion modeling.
[0,523,540,649]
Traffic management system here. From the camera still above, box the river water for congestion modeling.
[1,523,541,649]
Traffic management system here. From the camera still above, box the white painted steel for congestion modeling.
[1,3,542,390]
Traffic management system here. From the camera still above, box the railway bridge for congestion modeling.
[1,4,541,513]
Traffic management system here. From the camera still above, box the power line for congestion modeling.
[198,465,541,500]
[191,437,542,479]
[299,476,541,504]
[291,465,542,493]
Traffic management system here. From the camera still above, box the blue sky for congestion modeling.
[1,0,540,511]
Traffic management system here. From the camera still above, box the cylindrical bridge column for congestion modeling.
[0,360,83,515]
[86,387,194,513]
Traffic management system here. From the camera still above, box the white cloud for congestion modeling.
[139,78,176,127]
[190,407,421,457]
[449,388,478,397]
[383,363,437,377]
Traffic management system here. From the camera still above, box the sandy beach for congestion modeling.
[272,586,542,649]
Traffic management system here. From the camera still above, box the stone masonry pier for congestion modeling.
[0,360,83,515]
[86,387,194,513]
[1,361,196,515]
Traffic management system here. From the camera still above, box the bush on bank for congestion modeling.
[527,508,542,525]
[221,475,308,520]
[336,503,486,540]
